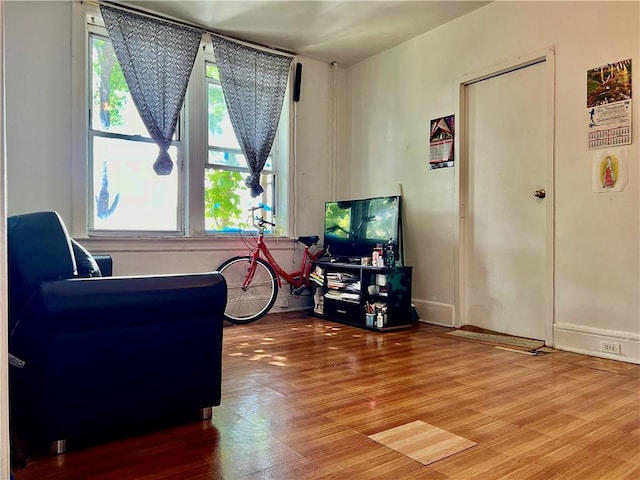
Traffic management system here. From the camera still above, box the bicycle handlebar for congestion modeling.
[255,216,276,228]
[250,203,272,212]
[250,204,276,230]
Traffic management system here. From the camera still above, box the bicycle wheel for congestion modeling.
[217,256,279,324]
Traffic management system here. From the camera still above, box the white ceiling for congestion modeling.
[119,1,490,66]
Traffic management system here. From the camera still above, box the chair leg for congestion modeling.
[199,407,212,420]
[50,440,67,455]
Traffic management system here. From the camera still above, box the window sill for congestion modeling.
[76,235,296,253]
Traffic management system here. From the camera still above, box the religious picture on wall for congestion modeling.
[587,59,632,149]
[429,115,454,169]
[592,149,627,193]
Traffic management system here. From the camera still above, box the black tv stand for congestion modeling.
[334,257,361,265]
[319,256,360,265]
[311,261,413,331]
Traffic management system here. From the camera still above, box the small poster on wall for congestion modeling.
[429,115,455,169]
[587,59,632,149]
[592,148,628,193]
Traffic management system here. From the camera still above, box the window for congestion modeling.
[89,31,181,232]
[85,10,288,236]
[204,62,275,232]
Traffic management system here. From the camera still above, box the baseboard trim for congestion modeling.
[554,322,640,364]
[412,299,455,327]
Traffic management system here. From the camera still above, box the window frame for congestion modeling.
[202,55,278,233]
[72,3,291,239]
[87,25,185,236]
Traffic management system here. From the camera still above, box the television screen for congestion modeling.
[323,195,401,262]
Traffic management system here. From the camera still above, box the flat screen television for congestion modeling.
[323,195,402,263]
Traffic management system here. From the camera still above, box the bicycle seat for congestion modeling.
[297,235,319,246]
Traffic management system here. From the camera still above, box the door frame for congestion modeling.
[454,48,556,345]
[0,1,9,476]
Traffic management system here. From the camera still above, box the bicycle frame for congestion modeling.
[242,218,324,292]
[217,207,327,324]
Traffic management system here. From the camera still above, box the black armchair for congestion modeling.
[7,211,226,455]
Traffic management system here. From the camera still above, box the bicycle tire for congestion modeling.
[217,256,278,324]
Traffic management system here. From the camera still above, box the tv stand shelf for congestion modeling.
[312,261,413,331]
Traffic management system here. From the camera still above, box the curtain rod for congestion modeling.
[79,0,297,58]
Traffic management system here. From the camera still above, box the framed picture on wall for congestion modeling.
[587,59,632,149]
[429,115,455,169]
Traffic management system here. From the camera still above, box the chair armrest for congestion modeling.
[93,254,113,277]
[30,273,226,333]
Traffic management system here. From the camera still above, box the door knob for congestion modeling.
[534,189,546,199]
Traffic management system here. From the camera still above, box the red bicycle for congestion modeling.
[217,204,326,324]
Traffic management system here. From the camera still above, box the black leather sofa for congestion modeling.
[7,211,226,454]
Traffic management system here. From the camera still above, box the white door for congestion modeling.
[463,60,550,341]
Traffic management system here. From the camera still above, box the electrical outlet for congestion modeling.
[280,298,289,309]
[601,341,621,355]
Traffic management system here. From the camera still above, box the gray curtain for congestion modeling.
[101,6,202,175]
[210,35,292,197]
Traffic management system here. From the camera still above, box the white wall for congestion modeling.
[289,57,345,238]
[4,1,345,309]
[348,1,640,362]
[6,1,72,219]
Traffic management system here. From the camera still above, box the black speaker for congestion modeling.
[293,62,302,102]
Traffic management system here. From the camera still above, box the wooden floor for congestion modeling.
[15,312,640,479]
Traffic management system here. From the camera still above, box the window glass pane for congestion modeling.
[207,150,273,171]
[92,136,178,231]
[90,35,149,137]
[205,63,220,80]
[204,171,274,232]
[207,149,247,169]
[208,83,240,150]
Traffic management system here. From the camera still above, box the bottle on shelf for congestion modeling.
[385,238,395,267]
[372,244,380,268]
[372,243,384,268]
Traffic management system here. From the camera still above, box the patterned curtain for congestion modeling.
[101,6,202,175]
[211,35,292,197]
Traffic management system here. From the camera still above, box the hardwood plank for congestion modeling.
[369,420,476,465]
[14,313,640,479]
